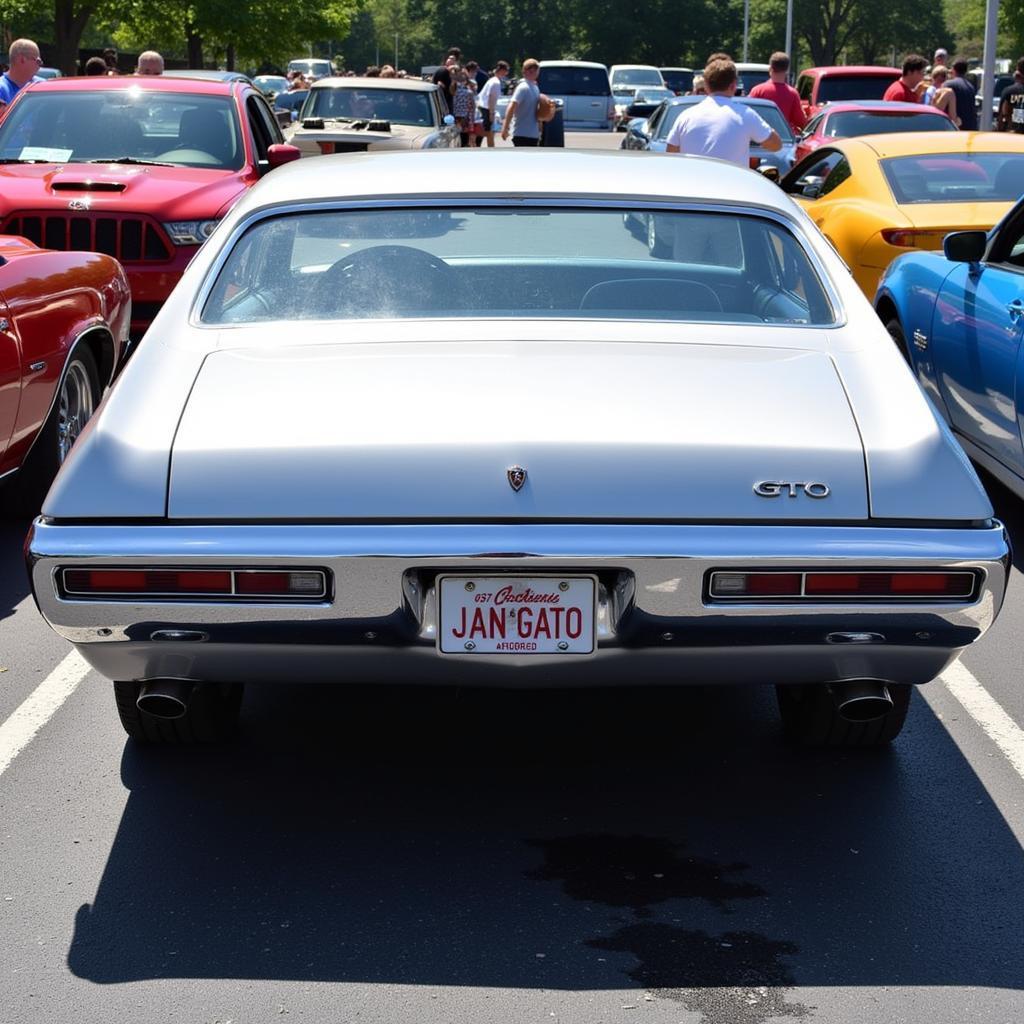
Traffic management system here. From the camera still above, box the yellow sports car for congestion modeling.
[780,132,1024,297]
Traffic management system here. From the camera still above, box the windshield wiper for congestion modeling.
[87,157,175,167]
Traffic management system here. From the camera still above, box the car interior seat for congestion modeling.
[579,277,724,313]
[177,107,234,163]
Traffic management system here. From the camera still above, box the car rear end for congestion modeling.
[538,62,614,132]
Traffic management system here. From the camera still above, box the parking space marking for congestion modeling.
[941,660,1024,780]
[0,650,90,778]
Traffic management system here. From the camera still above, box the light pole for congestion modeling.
[395,33,399,70]
[981,0,999,130]
[785,0,793,75]
[743,0,750,63]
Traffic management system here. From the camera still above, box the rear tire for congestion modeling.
[8,346,101,518]
[775,682,911,747]
[114,680,243,744]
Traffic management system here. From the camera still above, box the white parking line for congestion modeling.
[940,660,1024,780]
[0,650,91,778]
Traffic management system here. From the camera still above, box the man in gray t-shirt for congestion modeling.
[501,58,541,146]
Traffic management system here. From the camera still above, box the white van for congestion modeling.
[537,61,614,132]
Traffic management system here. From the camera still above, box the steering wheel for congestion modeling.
[314,244,452,315]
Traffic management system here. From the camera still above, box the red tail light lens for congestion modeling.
[881,229,947,249]
[61,568,328,600]
[709,570,976,600]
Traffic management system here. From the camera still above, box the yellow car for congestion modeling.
[780,132,1024,297]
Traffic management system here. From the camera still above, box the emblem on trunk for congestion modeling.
[67,199,90,211]
[507,466,527,492]
[754,481,830,498]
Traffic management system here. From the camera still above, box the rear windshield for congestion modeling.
[826,109,957,137]
[660,70,694,94]
[202,207,834,326]
[538,66,610,96]
[305,87,435,127]
[289,60,332,77]
[657,101,793,142]
[0,90,244,170]
[612,68,663,88]
[882,152,1024,203]
[737,70,770,93]
[817,74,899,103]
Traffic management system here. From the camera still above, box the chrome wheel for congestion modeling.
[56,360,95,464]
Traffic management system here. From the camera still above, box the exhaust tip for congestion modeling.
[137,680,193,720]
[830,681,895,723]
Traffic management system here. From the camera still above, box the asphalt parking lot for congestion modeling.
[1,132,1023,1024]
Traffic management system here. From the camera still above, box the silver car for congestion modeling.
[27,151,1008,750]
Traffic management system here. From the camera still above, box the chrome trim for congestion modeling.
[189,197,846,330]
[28,523,1008,675]
[28,360,46,372]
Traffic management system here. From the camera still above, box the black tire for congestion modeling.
[114,680,244,744]
[885,317,912,365]
[647,214,671,258]
[775,682,911,747]
[8,346,101,518]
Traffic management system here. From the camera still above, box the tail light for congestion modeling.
[881,229,948,249]
[61,568,328,600]
[318,142,336,155]
[709,570,977,601]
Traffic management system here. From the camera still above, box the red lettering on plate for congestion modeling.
[495,586,561,606]
[534,608,551,639]
[517,607,533,638]
[469,607,488,638]
[489,607,506,638]
[452,607,467,638]
[567,607,582,639]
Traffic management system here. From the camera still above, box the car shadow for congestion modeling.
[0,515,32,623]
[67,682,1023,1020]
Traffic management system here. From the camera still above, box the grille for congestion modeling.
[3,212,172,262]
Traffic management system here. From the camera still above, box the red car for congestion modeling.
[794,100,958,163]
[0,235,129,515]
[795,66,901,119]
[0,77,299,337]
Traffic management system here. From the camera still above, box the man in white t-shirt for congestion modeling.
[478,60,509,148]
[665,57,780,166]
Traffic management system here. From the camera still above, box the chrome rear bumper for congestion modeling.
[26,520,1010,687]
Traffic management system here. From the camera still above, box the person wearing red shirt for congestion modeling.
[747,52,806,134]
[884,54,927,103]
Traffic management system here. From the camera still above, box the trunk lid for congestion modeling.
[167,340,868,521]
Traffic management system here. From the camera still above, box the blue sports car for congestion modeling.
[875,194,1024,495]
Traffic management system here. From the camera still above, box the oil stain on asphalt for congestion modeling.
[528,834,811,1024]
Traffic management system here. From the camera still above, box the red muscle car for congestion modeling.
[0,76,299,337]
[794,100,958,163]
[0,235,130,515]
[795,66,901,119]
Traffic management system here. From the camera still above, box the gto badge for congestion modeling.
[67,199,89,211]
[507,465,527,492]
[754,481,830,499]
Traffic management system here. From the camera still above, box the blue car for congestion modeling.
[875,194,1024,495]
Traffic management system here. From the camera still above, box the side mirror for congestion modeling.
[443,114,455,126]
[943,230,987,263]
[266,143,301,170]
[757,163,780,183]
[801,180,823,198]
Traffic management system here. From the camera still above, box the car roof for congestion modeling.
[310,76,438,91]
[826,131,1024,159]
[735,63,770,71]
[233,149,790,212]
[26,75,237,96]
[801,65,900,77]
[165,70,252,83]
[821,100,952,113]
[611,64,661,71]
[667,95,778,108]
[539,60,608,69]
[659,67,693,72]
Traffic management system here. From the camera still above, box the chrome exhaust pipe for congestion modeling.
[829,681,895,723]
[136,680,194,720]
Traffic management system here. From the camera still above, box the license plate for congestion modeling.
[438,576,596,655]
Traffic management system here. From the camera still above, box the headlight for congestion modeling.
[162,220,219,246]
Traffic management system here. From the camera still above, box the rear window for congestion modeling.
[882,152,1024,203]
[737,70,770,94]
[817,74,899,104]
[305,87,434,127]
[826,110,957,137]
[202,207,834,326]
[612,68,663,89]
[660,70,694,94]
[538,66,610,96]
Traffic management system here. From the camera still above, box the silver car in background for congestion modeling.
[27,151,1008,751]
[538,60,614,131]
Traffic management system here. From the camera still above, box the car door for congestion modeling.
[931,212,1024,474]
[245,92,283,170]
[0,301,19,468]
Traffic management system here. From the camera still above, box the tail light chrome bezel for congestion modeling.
[58,567,330,602]
[706,569,980,603]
